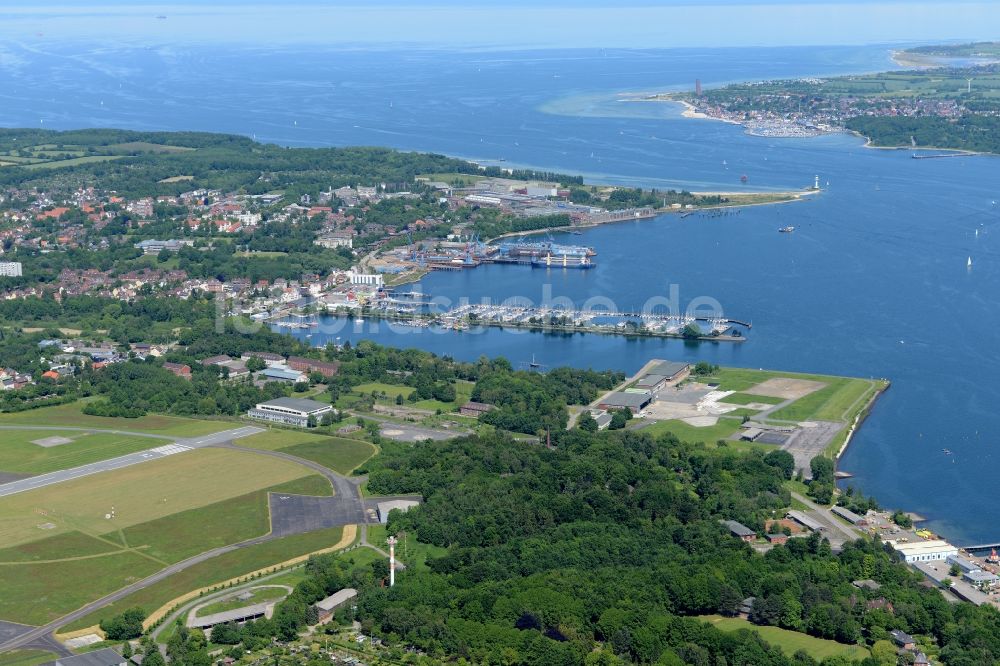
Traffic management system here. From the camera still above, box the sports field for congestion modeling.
[0,430,160,475]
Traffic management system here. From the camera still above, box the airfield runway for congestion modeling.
[0,425,264,498]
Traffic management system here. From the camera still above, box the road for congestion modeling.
[0,426,264,498]
[791,490,862,549]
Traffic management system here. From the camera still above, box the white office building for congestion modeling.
[247,397,334,427]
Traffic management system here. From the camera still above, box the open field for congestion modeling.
[0,530,120,563]
[111,475,330,563]
[61,526,348,633]
[638,417,745,445]
[20,155,124,170]
[719,392,785,406]
[195,586,289,617]
[693,368,884,423]
[0,447,315,547]
[279,438,377,475]
[0,549,163,625]
[0,430,162,475]
[769,378,883,423]
[697,615,870,661]
[236,428,330,451]
[350,379,474,413]
[0,402,233,437]
[0,448,326,625]
[236,428,377,474]
[107,142,194,154]
[0,650,58,666]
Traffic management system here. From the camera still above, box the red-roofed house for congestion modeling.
[162,362,192,379]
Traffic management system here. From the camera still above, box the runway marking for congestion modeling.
[150,444,191,456]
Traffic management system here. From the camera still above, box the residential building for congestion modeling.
[723,520,756,542]
[286,356,340,377]
[314,234,353,249]
[890,629,916,650]
[247,397,333,427]
[201,354,233,366]
[346,270,384,287]
[0,261,23,277]
[162,362,192,380]
[240,351,285,367]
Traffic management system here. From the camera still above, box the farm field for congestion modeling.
[0,402,233,437]
[697,615,870,661]
[0,429,160,475]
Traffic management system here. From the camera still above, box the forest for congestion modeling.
[352,430,1000,665]
[845,115,1000,153]
[0,128,583,199]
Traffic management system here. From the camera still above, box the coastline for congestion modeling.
[834,380,890,463]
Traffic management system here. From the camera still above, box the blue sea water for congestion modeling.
[2,40,1000,543]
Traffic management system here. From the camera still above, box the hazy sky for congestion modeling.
[0,2,997,49]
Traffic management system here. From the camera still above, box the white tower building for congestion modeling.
[387,536,398,587]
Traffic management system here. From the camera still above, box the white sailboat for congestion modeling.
[967,256,973,268]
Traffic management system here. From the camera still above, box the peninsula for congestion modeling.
[647,42,1000,154]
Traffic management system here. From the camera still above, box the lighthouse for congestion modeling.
[814,175,820,190]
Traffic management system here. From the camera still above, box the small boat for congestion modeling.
[354,317,363,324]
[740,174,748,183]
[943,448,953,455]
[778,226,795,233]
[968,256,973,268]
